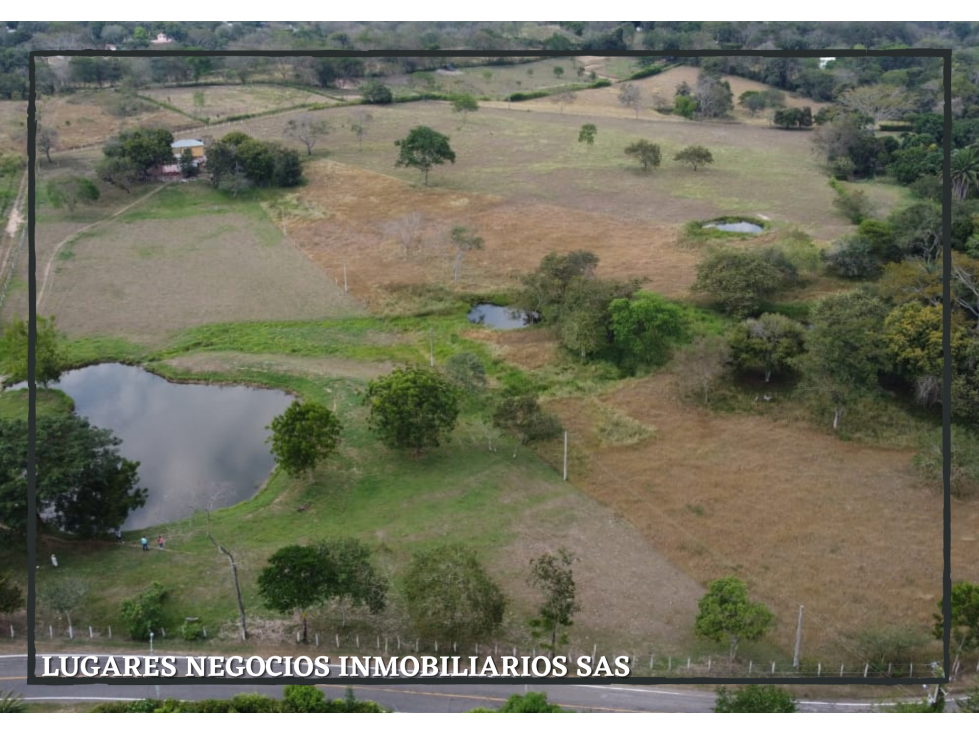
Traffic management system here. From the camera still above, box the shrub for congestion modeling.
[914,425,979,498]
[493,395,563,444]
[714,685,797,713]
[443,352,488,391]
[283,685,327,713]
[120,582,167,641]
[361,80,393,104]
[830,179,874,224]
[691,250,785,317]
[180,618,204,641]
[823,237,882,279]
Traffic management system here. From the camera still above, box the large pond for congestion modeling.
[702,220,765,234]
[39,363,293,530]
[467,303,532,330]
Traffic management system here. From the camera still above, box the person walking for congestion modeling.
[141,537,149,552]
[157,535,165,550]
[115,529,123,544]
[50,554,58,568]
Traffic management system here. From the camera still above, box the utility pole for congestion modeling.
[563,431,568,481]
[793,605,804,669]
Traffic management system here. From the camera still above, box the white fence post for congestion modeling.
[748,660,752,675]
[840,663,845,677]
[335,633,340,648]
[771,661,776,674]
[863,663,869,678]
[89,626,93,638]
[315,633,319,647]
[707,657,711,672]
[817,662,821,676]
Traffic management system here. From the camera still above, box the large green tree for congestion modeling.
[694,577,775,663]
[266,402,341,478]
[257,541,386,643]
[394,126,455,185]
[608,292,685,370]
[691,250,784,318]
[363,367,459,454]
[624,139,661,172]
[0,413,146,536]
[402,544,506,642]
[45,177,100,214]
[257,545,331,644]
[674,145,715,171]
[798,291,889,430]
[728,313,806,383]
[0,315,64,387]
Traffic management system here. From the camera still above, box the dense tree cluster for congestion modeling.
[207,131,303,193]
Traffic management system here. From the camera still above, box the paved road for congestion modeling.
[0,653,941,712]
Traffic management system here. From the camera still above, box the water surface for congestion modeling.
[467,303,531,330]
[42,363,292,529]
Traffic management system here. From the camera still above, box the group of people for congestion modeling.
[114,529,165,551]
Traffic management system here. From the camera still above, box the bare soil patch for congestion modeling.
[539,373,951,656]
[285,160,696,310]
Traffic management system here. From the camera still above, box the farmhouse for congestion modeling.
[152,139,207,178]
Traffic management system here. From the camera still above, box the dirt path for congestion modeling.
[35,184,167,311]
[0,170,27,277]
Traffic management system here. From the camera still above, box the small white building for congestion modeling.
[151,32,172,45]
[819,57,837,69]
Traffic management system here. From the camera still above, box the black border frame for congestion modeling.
[25,45,952,689]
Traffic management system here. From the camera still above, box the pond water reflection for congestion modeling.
[41,363,292,529]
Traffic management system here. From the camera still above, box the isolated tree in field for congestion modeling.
[694,577,775,663]
[45,177,100,214]
[691,250,783,318]
[933,581,979,654]
[284,116,331,156]
[713,685,797,713]
[0,315,64,387]
[553,65,565,80]
[529,548,581,661]
[618,82,642,118]
[738,90,768,116]
[624,139,661,172]
[450,92,478,124]
[728,313,806,383]
[192,89,206,117]
[395,126,455,185]
[675,145,714,171]
[386,210,423,258]
[349,110,374,151]
[257,546,323,643]
[402,544,506,642]
[0,572,24,615]
[553,90,577,113]
[36,124,58,164]
[364,367,460,454]
[37,577,87,634]
[578,123,597,148]
[450,225,484,281]
[120,582,166,641]
[266,401,341,478]
[95,156,142,193]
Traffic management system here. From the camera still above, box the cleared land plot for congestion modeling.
[141,84,325,122]
[285,160,695,310]
[221,100,863,241]
[33,184,363,344]
[539,372,947,657]
[35,91,189,150]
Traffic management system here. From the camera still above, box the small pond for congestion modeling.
[702,220,765,234]
[467,303,532,330]
[38,363,293,530]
